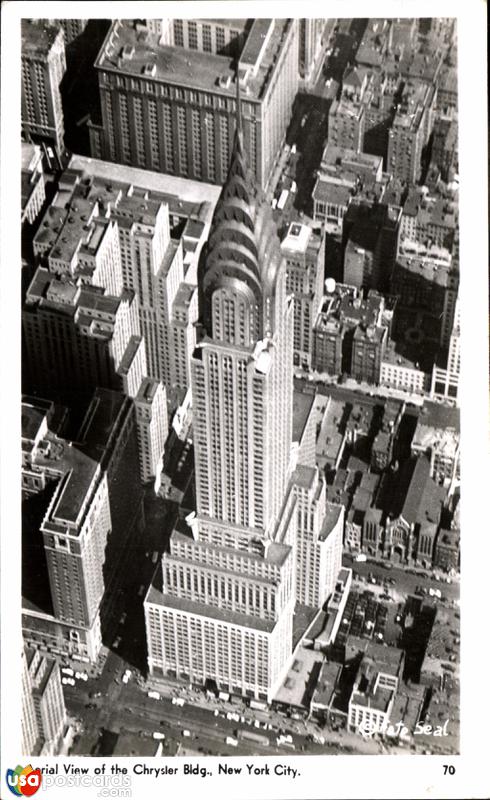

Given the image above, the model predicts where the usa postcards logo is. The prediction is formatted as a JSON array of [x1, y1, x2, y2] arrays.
[[5, 765, 42, 796]]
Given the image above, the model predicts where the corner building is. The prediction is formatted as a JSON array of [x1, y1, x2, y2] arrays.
[[145, 112, 297, 702]]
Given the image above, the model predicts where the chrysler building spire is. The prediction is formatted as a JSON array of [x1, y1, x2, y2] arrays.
[[199, 73, 285, 345]]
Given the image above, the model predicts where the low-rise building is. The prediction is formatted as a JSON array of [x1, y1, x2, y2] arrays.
[[433, 527, 459, 572], [380, 342, 430, 395], [371, 399, 404, 471], [400, 189, 458, 251], [412, 404, 460, 485], [382, 455, 446, 565], [309, 661, 343, 724], [312, 284, 389, 383], [347, 640, 405, 735]]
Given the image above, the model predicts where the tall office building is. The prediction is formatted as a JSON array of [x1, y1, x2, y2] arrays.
[[89, 18, 298, 189], [292, 466, 344, 607], [281, 222, 325, 369], [21, 20, 66, 152], [31, 162, 204, 395], [22, 649, 40, 755], [135, 378, 168, 487], [22, 391, 139, 662], [387, 80, 436, 184], [23, 269, 145, 400], [298, 19, 327, 85], [22, 648, 67, 756], [49, 19, 88, 45], [145, 104, 299, 702]]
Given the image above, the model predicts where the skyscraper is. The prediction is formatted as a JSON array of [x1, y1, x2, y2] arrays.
[[21, 20, 66, 152], [145, 95, 298, 702], [22, 648, 67, 755], [89, 18, 298, 189]]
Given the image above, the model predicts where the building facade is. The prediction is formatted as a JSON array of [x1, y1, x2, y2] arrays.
[[281, 222, 325, 368], [21, 20, 66, 152], [145, 119, 298, 701], [22, 391, 139, 663], [89, 18, 298, 189], [135, 378, 168, 486], [23, 648, 67, 756]]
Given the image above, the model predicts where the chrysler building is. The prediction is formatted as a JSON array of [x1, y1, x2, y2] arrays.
[[145, 88, 342, 701]]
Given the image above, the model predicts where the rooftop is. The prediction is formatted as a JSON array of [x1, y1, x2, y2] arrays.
[[292, 464, 317, 491], [23, 390, 129, 534], [274, 648, 323, 709], [281, 222, 312, 255], [412, 422, 460, 455], [97, 19, 292, 102], [22, 19, 61, 55], [316, 398, 345, 465], [68, 155, 221, 222], [401, 456, 446, 526], [418, 400, 460, 432], [292, 389, 315, 444], [310, 661, 342, 710], [146, 579, 276, 633], [319, 502, 343, 542]]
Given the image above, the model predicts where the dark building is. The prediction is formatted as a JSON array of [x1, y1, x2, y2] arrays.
[[434, 527, 460, 572], [342, 200, 401, 292], [351, 323, 387, 385]]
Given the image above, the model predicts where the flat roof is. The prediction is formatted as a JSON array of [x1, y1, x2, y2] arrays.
[[22, 401, 50, 444], [68, 155, 221, 220], [292, 389, 315, 444], [22, 19, 61, 55], [292, 464, 316, 490], [274, 647, 323, 708], [319, 502, 342, 542], [97, 19, 292, 102], [310, 661, 342, 709], [146, 582, 276, 633]]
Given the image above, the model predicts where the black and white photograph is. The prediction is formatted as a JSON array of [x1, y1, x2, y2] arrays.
[[1, 2, 488, 799]]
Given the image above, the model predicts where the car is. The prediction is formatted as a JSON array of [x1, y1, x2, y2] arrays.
[[119, 613, 127, 625], [182, 730, 191, 738], [172, 698, 185, 707], [214, 709, 220, 717], [112, 636, 122, 648], [147, 690, 160, 700]]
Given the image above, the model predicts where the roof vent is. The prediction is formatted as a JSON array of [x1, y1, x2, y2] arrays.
[[217, 74, 231, 89], [120, 44, 135, 60]]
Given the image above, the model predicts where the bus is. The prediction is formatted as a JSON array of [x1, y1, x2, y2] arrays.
[[277, 190, 289, 211], [237, 730, 269, 747]]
